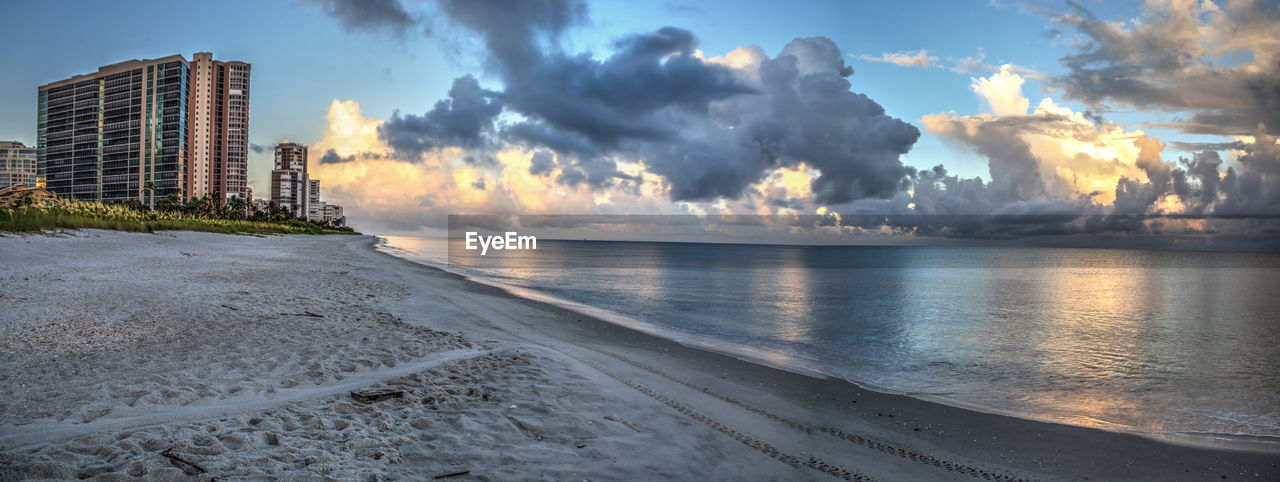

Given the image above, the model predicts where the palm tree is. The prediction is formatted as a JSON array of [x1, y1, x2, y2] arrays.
[[226, 197, 249, 220], [144, 182, 157, 210], [185, 196, 213, 218], [156, 193, 181, 212]]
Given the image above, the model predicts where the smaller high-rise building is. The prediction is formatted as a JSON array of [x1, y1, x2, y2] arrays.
[[270, 141, 308, 218], [306, 178, 322, 221], [0, 141, 37, 188]]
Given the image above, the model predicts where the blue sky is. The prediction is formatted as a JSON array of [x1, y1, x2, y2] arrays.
[[2, 0, 1275, 238], [2, 0, 1086, 184]]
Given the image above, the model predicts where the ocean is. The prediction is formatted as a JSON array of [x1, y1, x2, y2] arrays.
[[379, 236, 1280, 448]]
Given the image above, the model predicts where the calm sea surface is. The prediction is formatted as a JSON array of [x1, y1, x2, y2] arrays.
[[380, 236, 1280, 447]]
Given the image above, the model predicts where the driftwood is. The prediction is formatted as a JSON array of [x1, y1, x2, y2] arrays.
[[351, 389, 405, 404], [433, 470, 470, 479], [160, 448, 206, 474], [221, 304, 239, 311], [603, 415, 644, 433]]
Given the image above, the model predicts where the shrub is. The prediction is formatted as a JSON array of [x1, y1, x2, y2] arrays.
[[0, 201, 359, 236]]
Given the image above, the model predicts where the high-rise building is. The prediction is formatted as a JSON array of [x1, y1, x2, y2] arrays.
[[270, 141, 308, 218], [0, 141, 37, 188], [187, 52, 251, 205], [38, 55, 190, 203], [306, 178, 321, 221]]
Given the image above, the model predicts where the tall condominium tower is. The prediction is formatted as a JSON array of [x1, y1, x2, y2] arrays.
[[270, 141, 308, 218], [187, 52, 251, 205], [0, 141, 37, 188], [306, 178, 321, 221], [38, 55, 190, 202]]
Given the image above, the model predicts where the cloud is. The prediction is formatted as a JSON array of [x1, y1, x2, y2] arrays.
[[378, 74, 503, 160], [306, 0, 1279, 243], [860, 49, 937, 68], [1215, 125, 1280, 214], [527, 150, 555, 176], [1049, 0, 1280, 135], [319, 148, 356, 164], [922, 66, 1157, 210], [663, 2, 704, 15], [249, 143, 267, 154], [948, 50, 991, 74], [497, 26, 753, 147], [919, 64, 1280, 230], [410, 0, 920, 204], [306, 99, 682, 234], [970, 64, 1029, 116], [307, 0, 423, 37]]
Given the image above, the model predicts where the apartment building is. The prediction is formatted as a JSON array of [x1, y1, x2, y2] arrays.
[[38, 55, 190, 202], [0, 141, 37, 188], [36, 53, 249, 204], [306, 179, 322, 221], [321, 203, 344, 227], [270, 141, 308, 218], [187, 52, 251, 205]]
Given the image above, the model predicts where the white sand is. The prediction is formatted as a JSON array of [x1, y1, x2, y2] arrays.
[[0, 231, 1275, 480]]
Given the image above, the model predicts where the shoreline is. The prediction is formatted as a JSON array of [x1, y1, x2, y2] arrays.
[[1, 230, 1276, 480], [359, 235, 1280, 479], [377, 236, 1280, 455]]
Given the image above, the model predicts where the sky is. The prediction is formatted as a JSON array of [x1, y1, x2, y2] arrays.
[[1, 0, 1277, 243]]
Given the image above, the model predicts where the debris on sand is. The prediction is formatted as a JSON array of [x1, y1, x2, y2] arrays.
[[351, 389, 405, 404]]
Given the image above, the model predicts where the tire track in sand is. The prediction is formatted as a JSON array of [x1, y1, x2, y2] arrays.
[[443, 290, 1029, 482], [0, 348, 487, 450]]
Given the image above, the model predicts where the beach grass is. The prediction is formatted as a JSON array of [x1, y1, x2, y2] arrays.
[[0, 203, 358, 235]]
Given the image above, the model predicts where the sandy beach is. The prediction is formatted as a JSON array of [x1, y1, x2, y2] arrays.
[[0, 231, 1276, 480]]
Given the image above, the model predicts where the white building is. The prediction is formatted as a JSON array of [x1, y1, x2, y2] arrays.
[[321, 203, 344, 227], [270, 141, 308, 218], [306, 179, 322, 222], [0, 141, 37, 188]]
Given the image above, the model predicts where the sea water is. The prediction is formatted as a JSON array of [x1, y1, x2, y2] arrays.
[[380, 236, 1280, 448]]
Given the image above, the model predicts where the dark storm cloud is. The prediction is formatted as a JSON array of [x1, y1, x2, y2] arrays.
[[317, 0, 920, 203], [429, 0, 920, 202], [437, 0, 587, 73], [527, 150, 555, 176], [1216, 127, 1280, 215], [638, 37, 919, 203], [503, 123, 634, 188], [490, 26, 754, 147], [249, 143, 267, 154], [319, 148, 356, 164], [378, 75, 503, 160], [503, 122, 600, 158], [1048, 0, 1280, 135], [308, 0, 421, 36]]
